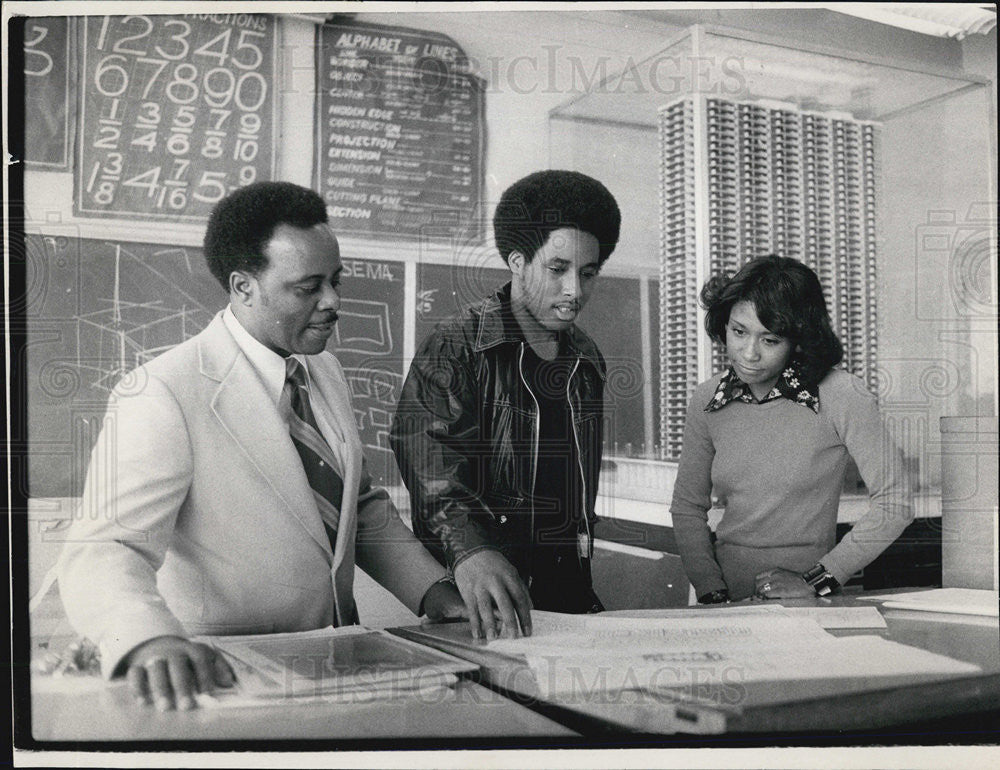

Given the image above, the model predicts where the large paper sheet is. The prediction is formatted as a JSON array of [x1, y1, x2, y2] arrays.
[[526, 636, 982, 698], [860, 588, 999, 617], [773, 605, 887, 629], [487, 611, 834, 657], [600, 604, 887, 629]]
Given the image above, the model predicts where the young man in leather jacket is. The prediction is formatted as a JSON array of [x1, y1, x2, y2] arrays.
[[390, 170, 621, 640]]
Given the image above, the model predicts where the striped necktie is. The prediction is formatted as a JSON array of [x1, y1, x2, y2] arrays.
[[282, 357, 343, 542]]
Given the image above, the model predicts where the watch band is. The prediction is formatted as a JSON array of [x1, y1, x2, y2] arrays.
[[697, 589, 730, 604], [802, 563, 840, 596], [418, 575, 458, 617]]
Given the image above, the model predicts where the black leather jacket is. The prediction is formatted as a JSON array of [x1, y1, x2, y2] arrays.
[[390, 283, 605, 580]]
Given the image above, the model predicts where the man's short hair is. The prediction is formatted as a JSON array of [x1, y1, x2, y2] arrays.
[[493, 170, 621, 266], [203, 181, 328, 291]]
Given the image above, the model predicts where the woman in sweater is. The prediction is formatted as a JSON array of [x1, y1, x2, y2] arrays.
[[670, 255, 913, 602]]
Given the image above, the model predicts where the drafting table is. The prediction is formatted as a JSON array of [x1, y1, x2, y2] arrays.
[[27, 635, 578, 745], [29, 679, 579, 745], [390, 591, 1000, 739]]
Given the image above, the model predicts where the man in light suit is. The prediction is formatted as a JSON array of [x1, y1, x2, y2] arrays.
[[57, 182, 464, 711]]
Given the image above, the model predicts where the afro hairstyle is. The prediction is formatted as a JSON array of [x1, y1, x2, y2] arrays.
[[493, 170, 621, 267]]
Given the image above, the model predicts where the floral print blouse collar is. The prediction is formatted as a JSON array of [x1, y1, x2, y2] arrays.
[[705, 358, 820, 413]]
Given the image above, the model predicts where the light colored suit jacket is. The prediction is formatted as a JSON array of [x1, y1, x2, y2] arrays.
[[58, 313, 446, 678]]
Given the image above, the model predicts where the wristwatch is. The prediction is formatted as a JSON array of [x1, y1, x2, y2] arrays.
[[801, 563, 841, 596]]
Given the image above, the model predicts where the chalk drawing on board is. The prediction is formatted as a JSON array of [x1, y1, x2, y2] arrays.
[[75, 301, 201, 391], [73, 243, 213, 393], [344, 367, 403, 454], [334, 299, 394, 355], [416, 288, 438, 316]]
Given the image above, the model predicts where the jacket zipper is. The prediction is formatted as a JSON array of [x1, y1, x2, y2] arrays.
[[566, 357, 592, 569], [518, 342, 540, 589]]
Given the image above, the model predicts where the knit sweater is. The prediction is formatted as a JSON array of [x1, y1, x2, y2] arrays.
[[670, 368, 913, 600]]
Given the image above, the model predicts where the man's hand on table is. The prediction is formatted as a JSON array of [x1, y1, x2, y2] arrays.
[[123, 635, 234, 711], [453, 549, 533, 641], [421, 578, 469, 622]]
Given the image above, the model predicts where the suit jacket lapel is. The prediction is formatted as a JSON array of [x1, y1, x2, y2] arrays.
[[200, 315, 333, 562]]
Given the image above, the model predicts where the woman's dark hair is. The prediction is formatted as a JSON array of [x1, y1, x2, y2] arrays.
[[203, 181, 329, 291], [700, 255, 843, 384], [493, 170, 621, 266]]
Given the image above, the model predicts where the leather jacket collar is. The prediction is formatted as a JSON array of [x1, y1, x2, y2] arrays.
[[471, 283, 605, 378]]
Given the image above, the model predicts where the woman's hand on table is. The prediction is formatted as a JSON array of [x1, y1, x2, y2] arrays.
[[754, 568, 814, 599]]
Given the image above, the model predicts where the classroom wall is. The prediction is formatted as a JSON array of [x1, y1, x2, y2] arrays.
[[18, 7, 996, 627], [315, 7, 988, 454], [21, 10, 672, 498], [20, 9, 997, 502], [879, 88, 997, 490], [433, 9, 999, 493]]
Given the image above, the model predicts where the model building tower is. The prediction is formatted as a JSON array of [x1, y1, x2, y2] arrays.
[[658, 96, 879, 461]]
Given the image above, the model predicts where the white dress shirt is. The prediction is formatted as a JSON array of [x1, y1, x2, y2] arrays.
[[222, 305, 348, 477]]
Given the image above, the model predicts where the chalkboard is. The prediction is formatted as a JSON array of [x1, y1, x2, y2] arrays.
[[414, 260, 509, 341], [582, 275, 660, 459], [24, 17, 73, 168], [330, 257, 406, 486], [25, 234, 407, 495], [75, 14, 277, 220], [415, 263, 659, 457], [25, 234, 223, 497], [315, 19, 485, 242]]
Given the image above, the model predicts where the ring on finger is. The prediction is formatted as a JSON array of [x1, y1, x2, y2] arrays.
[[143, 656, 169, 668], [760, 582, 772, 595]]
